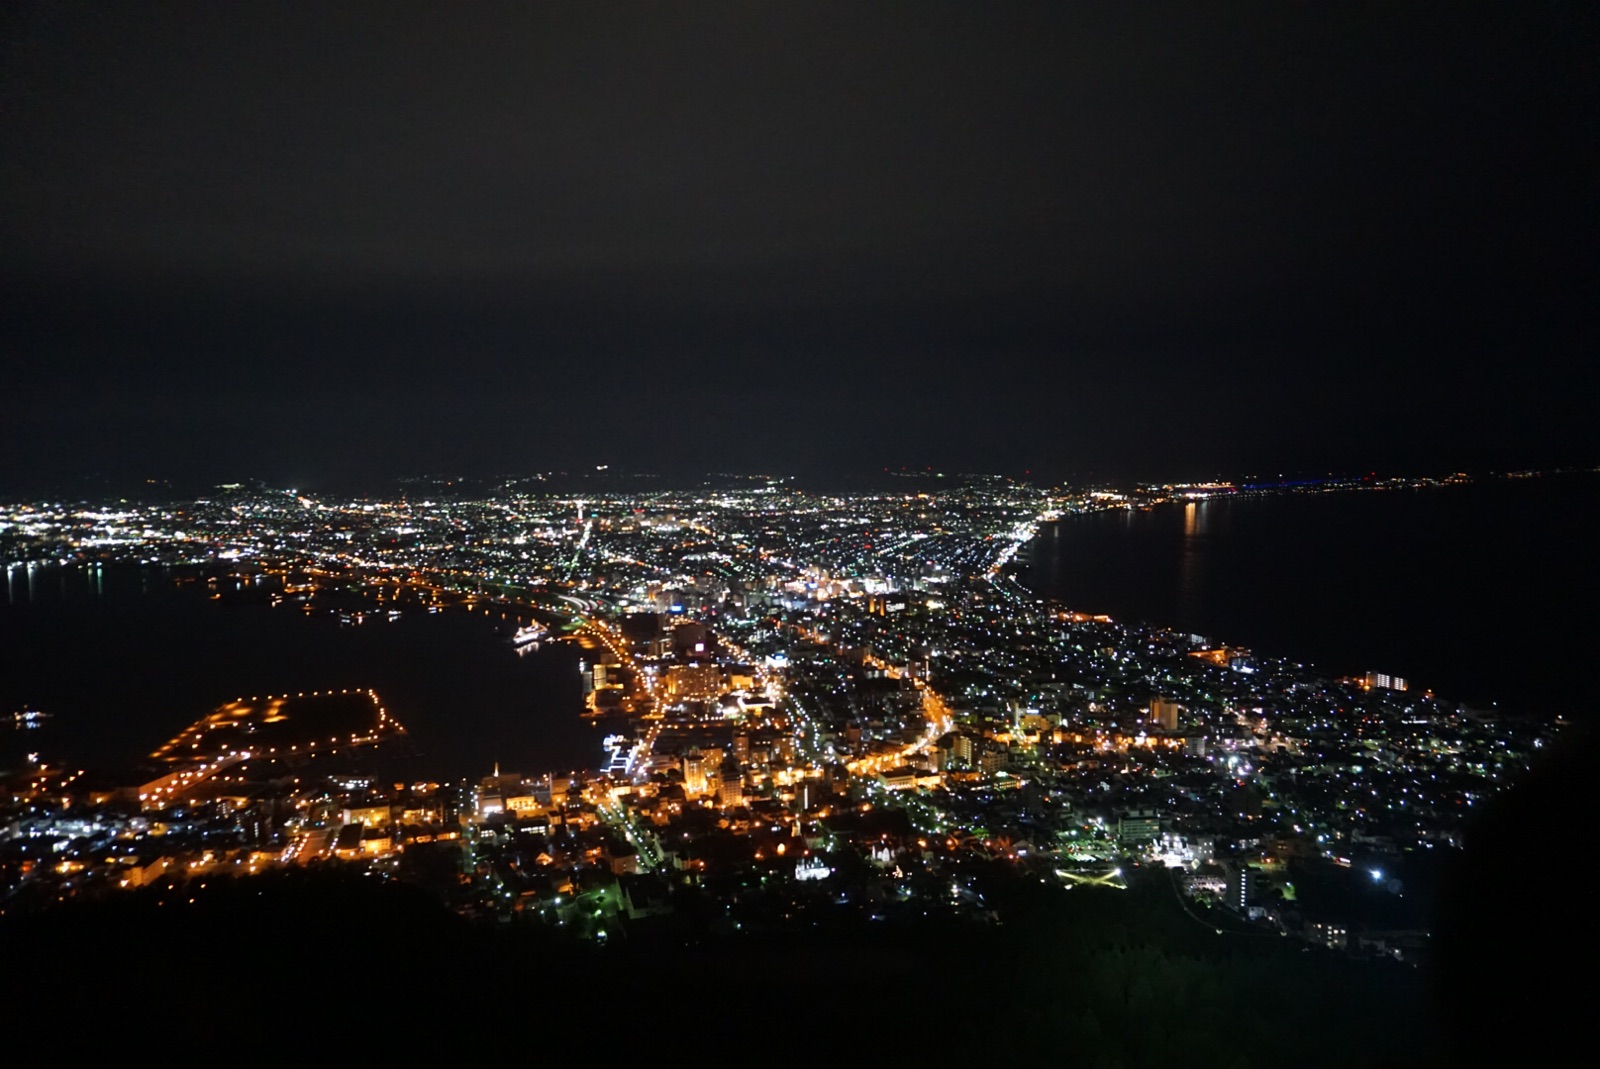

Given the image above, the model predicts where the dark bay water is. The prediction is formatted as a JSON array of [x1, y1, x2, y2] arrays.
[[1, 566, 599, 780], [1024, 475, 1600, 718]]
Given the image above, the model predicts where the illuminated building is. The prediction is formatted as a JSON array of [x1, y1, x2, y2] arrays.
[[683, 749, 707, 795], [1307, 921, 1348, 950], [505, 794, 544, 817], [341, 803, 391, 828], [1118, 809, 1161, 843], [666, 663, 724, 701], [1150, 697, 1181, 731], [673, 621, 711, 659], [1234, 866, 1256, 912], [718, 764, 743, 806]]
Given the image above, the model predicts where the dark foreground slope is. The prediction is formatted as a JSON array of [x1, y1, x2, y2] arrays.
[[2, 865, 1441, 1067]]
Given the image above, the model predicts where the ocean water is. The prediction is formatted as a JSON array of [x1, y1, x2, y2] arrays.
[[1023, 474, 1599, 718], [0, 565, 598, 779]]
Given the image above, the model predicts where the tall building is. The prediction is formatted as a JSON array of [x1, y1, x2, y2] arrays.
[[1150, 697, 1181, 731], [683, 749, 707, 796], [1364, 671, 1408, 691], [977, 747, 1006, 776], [665, 662, 724, 702], [1233, 865, 1256, 912], [1118, 809, 1162, 843], [718, 763, 743, 807]]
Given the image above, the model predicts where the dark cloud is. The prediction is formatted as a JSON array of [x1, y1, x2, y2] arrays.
[[2, 2, 1594, 488]]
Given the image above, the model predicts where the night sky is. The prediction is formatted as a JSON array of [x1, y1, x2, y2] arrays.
[[2, 3, 1594, 491]]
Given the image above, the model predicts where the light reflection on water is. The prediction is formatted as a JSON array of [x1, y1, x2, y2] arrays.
[[1024, 478, 1599, 716], [1175, 501, 1206, 629], [1, 564, 594, 780]]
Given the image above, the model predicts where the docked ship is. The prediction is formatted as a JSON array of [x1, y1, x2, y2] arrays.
[[511, 623, 547, 646]]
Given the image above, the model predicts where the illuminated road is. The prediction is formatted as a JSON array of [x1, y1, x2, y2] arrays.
[[288, 825, 335, 865], [137, 751, 251, 807], [591, 789, 665, 871], [566, 614, 659, 719]]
